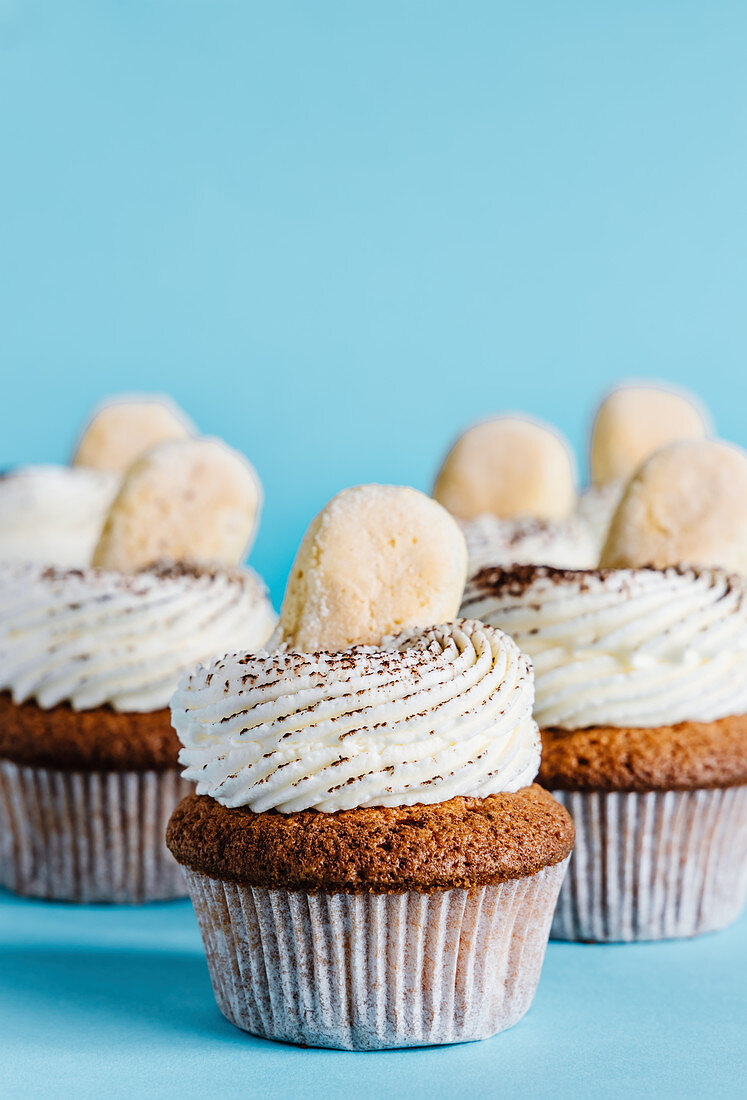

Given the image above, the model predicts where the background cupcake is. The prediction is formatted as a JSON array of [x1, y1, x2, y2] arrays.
[[462, 440, 747, 941], [0, 424, 275, 903], [167, 486, 573, 1049]]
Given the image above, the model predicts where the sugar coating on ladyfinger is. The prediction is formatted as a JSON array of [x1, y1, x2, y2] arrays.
[[278, 484, 467, 651], [72, 394, 196, 474], [590, 382, 709, 488], [600, 439, 747, 573], [434, 415, 577, 522], [93, 437, 262, 572]]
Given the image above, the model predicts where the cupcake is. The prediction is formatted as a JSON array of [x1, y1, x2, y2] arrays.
[[462, 560, 747, 942], [0, 430, 273, 903], [0, 561, 275, 903], [167, 486, 573, 1049]]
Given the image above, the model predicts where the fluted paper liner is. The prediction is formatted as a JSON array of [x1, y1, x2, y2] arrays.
[[183, 858, 569, 1050], [551, 787, 747, 942], [0, 761, 191, 903]]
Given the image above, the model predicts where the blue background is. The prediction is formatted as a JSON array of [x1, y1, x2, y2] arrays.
[[2, 1, 747, 606], [1, 2, 747, 1096]]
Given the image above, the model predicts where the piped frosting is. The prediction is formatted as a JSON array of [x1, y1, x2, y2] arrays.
[[0, 561, 276, 712], [173, 618, 540, 813], [461, 565, 747, 729]]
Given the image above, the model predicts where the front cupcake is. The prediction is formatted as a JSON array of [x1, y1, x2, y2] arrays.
[[0, 561, 275, 903], [167, 486, 574, 1050], [462, 563, 747, 941]]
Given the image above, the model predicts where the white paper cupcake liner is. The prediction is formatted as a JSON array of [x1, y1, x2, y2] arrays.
[[550, 787, 747, 942], [0, 760, 191, 903], [183, 857, 569, 1050]]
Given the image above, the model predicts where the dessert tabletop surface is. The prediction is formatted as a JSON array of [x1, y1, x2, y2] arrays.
[[2, 889, 744, 1099]]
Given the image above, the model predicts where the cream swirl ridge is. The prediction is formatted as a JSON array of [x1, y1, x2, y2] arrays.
[[462, 514, 597, 574], [0, 562, 276, 712], [0, 465, 120, 567], [173, 619, 540, 813], [461, 565, 747, 729]]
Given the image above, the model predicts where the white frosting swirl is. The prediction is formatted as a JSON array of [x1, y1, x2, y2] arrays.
[[574, 481, 624, 553], [0, 562, 276, 712], [173, 619, 540, 813], [462, 514, 597, 574], [461, 566, 747, 729], [0, 465, 121, 567]]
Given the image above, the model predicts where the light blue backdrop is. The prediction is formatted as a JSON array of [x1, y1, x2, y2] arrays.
[[1, 6, 747, 1098], [2, 2, 747, 606]]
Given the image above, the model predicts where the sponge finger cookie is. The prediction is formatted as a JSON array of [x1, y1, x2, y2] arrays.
[[278, 484, 468, 651], [600, 439, 747, 572], [590, 382, 709, 487], [72, 394, 195, 474], [433, 416, 576, 521], [93, 438, 262, 572]]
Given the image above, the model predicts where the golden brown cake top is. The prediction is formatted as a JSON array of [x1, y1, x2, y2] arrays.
[[0, 692, 179, 772], [166, 784, 574, 894], [538, 715, 747, 792]]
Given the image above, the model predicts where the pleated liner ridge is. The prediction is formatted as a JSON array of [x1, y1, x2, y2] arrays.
[[551, 787, 747, 942], [0, 761, 192, 903], [184, 858, 569, 1051]]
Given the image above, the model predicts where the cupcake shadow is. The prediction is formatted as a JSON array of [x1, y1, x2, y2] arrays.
[[1, 940, 482, 1054], [0, 944, 232, 1041]]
